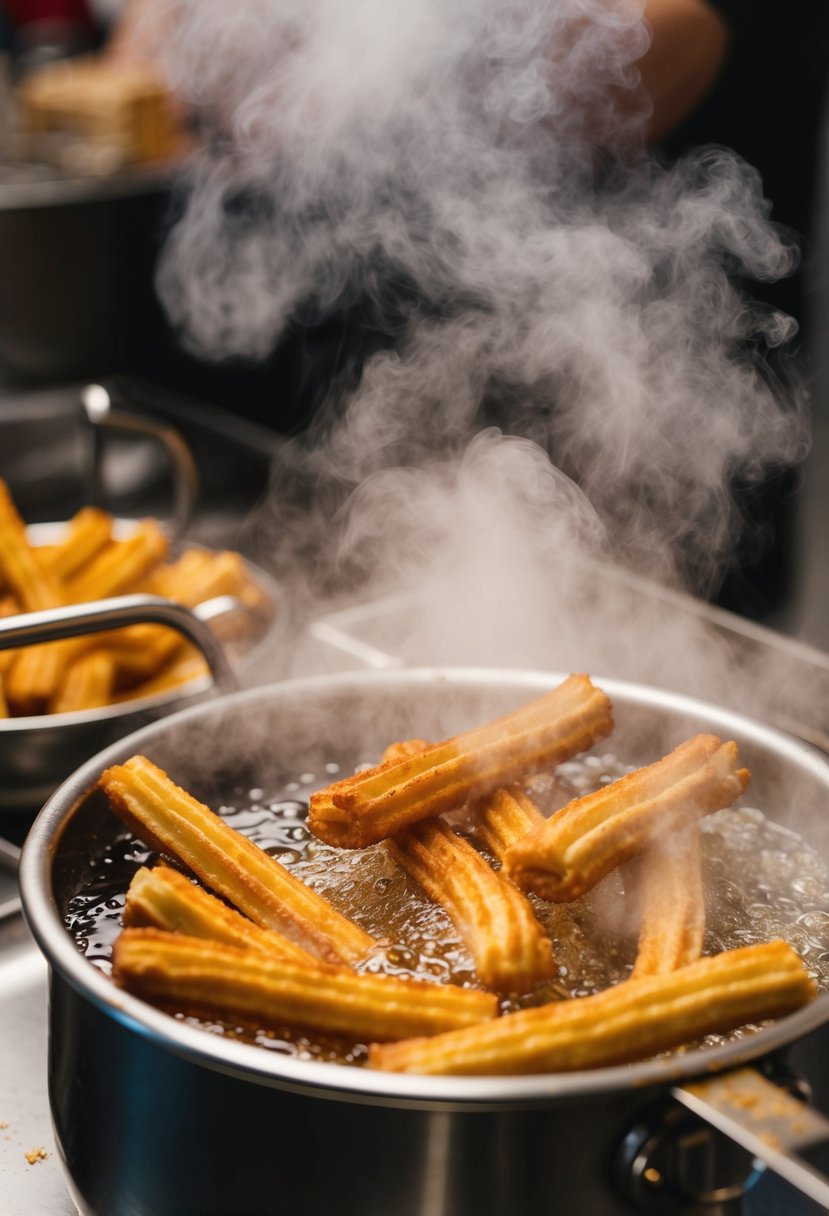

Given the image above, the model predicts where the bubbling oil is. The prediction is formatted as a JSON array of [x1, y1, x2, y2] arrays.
[[65, 753, 829, 1066]]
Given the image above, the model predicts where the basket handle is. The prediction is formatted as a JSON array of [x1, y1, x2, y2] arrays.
[[81, 383, 199, 542], [0, 595, 237, 693]]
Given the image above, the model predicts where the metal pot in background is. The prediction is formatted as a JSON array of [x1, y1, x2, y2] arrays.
[[19, 669, 829, 1216], [0, 161, 174, 385]]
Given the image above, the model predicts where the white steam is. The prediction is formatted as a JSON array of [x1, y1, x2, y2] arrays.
[[153, 0, 808, 641]]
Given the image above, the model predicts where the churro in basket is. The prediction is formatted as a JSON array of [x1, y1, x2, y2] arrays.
[[505, 734, 750, 902], [35, 507, 112, 582], [309, 674, 613, 849], [0, 481, 272, 714], [100, 755, 376, 966], [369, 940, 815, 1075], [114, 929, 498, 1041]]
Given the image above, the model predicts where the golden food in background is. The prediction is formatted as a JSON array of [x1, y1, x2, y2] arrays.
[[0, 481, 269, 717]]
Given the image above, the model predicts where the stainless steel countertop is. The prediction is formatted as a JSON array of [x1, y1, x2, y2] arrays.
[[0, 910, 75, 1215]]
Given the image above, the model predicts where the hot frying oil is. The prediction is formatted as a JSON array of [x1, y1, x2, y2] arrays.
[[65, 753, 829, 1065]]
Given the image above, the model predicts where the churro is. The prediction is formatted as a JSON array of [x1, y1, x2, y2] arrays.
[[113, 649, 209, 701], [100, 755, 376, 965], [0, 486, 271, 714], [383, 740, 547, 867], [50, 650, 116, 714], [35, 507, 112, 582], [369, 940, 815, 1074], [629, 824, 705, 979], [0, 481, 63, 612], [386, 819, 555, 994], [309, 674, 613, 849], [114, 928, 499, 1040], [5, 519, 168, 712], [67, 520, 168, 602], [505, 734, 749, 902], [474, 788, 545, 863], [124, 865, 318, 967]]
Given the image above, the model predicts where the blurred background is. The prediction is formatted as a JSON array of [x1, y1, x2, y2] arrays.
[[0, 0, 826, 647]]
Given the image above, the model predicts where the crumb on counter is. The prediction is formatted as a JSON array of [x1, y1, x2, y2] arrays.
[[24, 1147, 48, 1165]]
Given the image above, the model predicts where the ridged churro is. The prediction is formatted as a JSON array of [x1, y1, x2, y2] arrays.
[[100, 755, 376, 965], [113, 929, 499, 1041], [629, 824, 705, 979], [383, 741, 547, 867], [67, 520, 168, 602], [113, 649, 209, 701], [5, 520, 168, 712], [106, 549, 259, 681], [50, 650, 116, 714], [505, 734, 749, 902], [386, 819, 555, 994], [36, 507, 112, 581], [309, 674, 613, 849], [124, 865, 318, 967], [369, 940, 815, 1074], [0, 480, 64, 613], [474, 788, 544, 863]]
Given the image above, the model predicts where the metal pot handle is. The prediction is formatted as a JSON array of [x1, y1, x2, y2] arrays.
[[673, 1069, 829, 1209], [0, 595, 237, 693], [81, 383, 199, 542], [617, 1066, 829, 1212]]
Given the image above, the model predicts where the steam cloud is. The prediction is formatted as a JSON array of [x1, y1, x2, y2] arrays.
[[154, 0, 809, 680]]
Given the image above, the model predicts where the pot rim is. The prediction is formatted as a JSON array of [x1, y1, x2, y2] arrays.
[[19, 666, 829, 1109]]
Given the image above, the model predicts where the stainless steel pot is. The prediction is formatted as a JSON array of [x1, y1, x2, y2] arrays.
[[18, 669, 829, 1216]]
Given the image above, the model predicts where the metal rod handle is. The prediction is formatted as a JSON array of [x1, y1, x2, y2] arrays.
[[81, 383, 199, 541]]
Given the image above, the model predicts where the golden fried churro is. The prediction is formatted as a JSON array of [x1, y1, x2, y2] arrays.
[[475, 788, 544, 863], [6, 642, 70, 715], [7, 521, 169, 712], [382, 739, 431, 763], [386, 819, 555, 994], [50, 650, 116, 714], [505, 734, 749, 902], [369, 940, 814, 1074], [309, 674, 613, 849], [150, 549, 251, 608], [36, 507, 112, 582], [114, 928, 498, 1040], [124, 865, 318, 967], [102, 626, 185, 684], [67, 520, 168, 601], [114, 650, 209, 701], [382, 741, 547, 866], [0, 481, 63, 612], [629, 824, 705, 979], [100, 755, 376, 965]]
